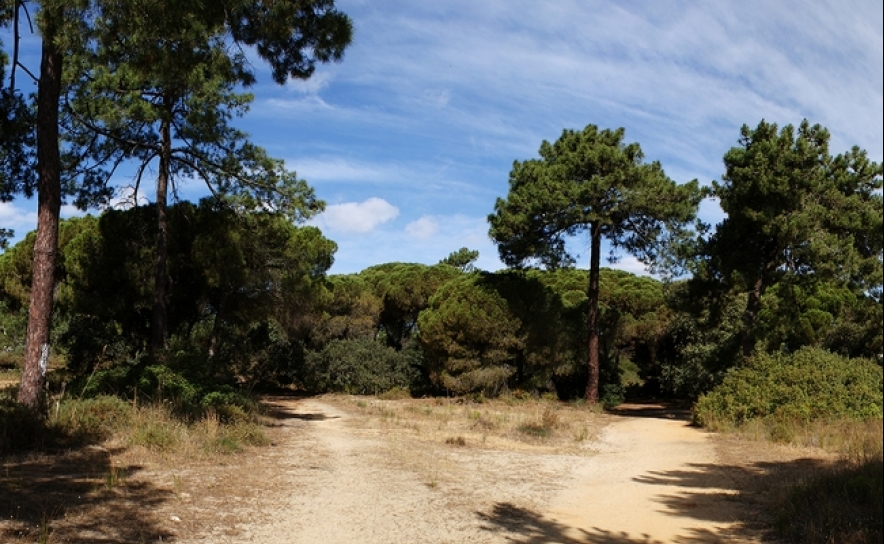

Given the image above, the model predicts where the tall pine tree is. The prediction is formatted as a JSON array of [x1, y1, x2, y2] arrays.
[[489, 125, 702, 402]]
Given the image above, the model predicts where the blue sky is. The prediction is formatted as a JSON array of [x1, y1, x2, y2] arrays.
[[3, 0, 882, 275]]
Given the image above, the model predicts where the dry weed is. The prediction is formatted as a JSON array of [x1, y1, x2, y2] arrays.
[[324, 394, 603, 454]]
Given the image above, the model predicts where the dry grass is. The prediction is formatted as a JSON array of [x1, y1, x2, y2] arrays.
[[733, 417, 883, 463], [322, 393, 606, 454], [1, 393, 273, 543], [0, 369, 19, 390], [713, 417, 883, 544]]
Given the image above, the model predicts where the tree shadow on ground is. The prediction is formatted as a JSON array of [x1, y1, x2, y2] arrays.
[[260, 395, 341, 422], [631, 457, 831, 540], [606, 401, 693, 422], [0, 446, 174, 543], [477, 456, 833, 543], [478, 501, 675, 543]]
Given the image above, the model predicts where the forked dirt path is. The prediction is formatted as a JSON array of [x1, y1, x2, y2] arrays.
[[188, 399, 773, 544], [548, 406, 748, 543]]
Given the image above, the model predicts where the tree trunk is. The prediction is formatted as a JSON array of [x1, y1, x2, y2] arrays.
[[741, 253, 776, 359], [741, 273, 766, 358], [18, 19, 63, 410], [150, 100, 173, 354], [585, 222, 601, 403]]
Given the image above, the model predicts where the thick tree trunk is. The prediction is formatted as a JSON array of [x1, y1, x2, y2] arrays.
[[18, 22, 63, 410], [150, 105, 172, 354], [585, 222, 601, 403]]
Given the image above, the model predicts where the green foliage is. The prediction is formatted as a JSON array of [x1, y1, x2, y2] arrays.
[[418, 275, 521, 396], [362, 263, 461, 349], [52, 202, 334, 385], [439, 247, 480, 272], [54, 394, 132, 439], [694, 347, 883, 429], [301, 338, 419, 395], [489, 124, 702, 273], [654, 280, 746, 398], [489, 124, 702, 402], [311, 274, 382, 345], [61, 0, 352, 216], [707, 119, 883, 357]]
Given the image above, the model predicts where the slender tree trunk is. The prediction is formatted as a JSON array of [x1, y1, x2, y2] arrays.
[[741, 251, 777, 359], [18, 19, 63, 410], [585, 222, 601, 403], [741, 273, 766, 358], [150, 100, 173, 354]]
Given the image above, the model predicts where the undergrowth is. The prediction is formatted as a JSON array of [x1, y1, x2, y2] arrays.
[[692, 347, 883, 544], [1, 390, 267, 456]]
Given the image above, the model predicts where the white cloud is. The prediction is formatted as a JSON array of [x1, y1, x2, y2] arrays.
[[287, 70, 334, 95], [405, 216, 439, 239], [0, 202, 38, 240], [312, 197, 399, 234], [60, 205, 87, 219], [325, 212, 503, 273], [607, 255, 653, 278]]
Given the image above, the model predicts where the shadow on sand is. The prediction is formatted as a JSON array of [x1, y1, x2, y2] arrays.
[[477, 402, 833, 543], [261, 394, 341, 422], [1, 446, 174, 543], [605, 401, 694, 423]]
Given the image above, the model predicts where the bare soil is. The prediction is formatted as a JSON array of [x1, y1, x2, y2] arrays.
[[1, 395, 833, 543]]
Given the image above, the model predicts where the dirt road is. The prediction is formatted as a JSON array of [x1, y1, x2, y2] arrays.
[[180, 398, 773, 544]]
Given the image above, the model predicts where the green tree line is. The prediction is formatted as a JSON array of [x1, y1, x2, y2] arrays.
[[2, 1, 881, 413]]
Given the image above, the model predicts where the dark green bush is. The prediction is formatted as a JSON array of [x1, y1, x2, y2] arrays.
[[54, 395, 132, 439], [1, 392, 132, 453], [694, 347, 883, 428], [201, 386, 257, 422], [301, 338, 418, 395]]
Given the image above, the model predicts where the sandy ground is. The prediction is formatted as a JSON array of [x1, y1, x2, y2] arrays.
[[168, 399, 791, 544], [3, 396, 827, 543]]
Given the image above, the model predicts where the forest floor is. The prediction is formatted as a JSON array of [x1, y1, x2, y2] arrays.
[[1, 394, 835, 544]]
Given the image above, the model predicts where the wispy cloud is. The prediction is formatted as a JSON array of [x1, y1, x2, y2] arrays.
[[405, 216, 439, 239], [4, 0, 879, 280]]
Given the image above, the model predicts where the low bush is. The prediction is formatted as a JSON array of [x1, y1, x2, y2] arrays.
[[301, 338, 419, 395], [54, 394, 132, 440], [693, 347, 882, 430], [2, 396, 267, 459], [694, 348, 883, 544]]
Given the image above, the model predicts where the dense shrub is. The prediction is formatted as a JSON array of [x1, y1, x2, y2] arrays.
[[694, 347, 883, 429], [1, 392, 132, 453], [301, 338, 419, 395], [54, 394, 132, 439]]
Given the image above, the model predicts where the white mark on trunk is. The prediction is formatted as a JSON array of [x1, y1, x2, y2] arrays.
[[39, 343, 50, 377]]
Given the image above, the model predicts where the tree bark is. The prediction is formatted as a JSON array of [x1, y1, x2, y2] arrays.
[[585, 222, 601, 403], [150, 99, 173, 354], [741, 273, 766, 358], [741, 251, 776, 359], [18, 17, 63, 410]]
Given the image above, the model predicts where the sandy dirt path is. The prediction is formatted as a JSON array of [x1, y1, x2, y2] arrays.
[[548, 407, 748, 543], [183, 399, 765, 544]]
